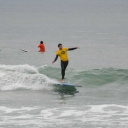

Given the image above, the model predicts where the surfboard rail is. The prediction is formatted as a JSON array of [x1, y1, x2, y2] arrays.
[[56, 82, 82, 87]]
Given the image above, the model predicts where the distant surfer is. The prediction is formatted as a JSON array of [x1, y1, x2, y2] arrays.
[[38, 41, 45, 52], [20, 49, 28, 52], [52, 43, 80, 82]]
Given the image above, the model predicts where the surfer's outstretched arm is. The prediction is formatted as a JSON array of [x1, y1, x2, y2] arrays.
[[68, 47, 80, 51], [52, 55, 58, 64]]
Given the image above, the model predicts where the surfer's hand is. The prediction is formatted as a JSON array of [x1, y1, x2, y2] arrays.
[[52, 61, 54, 64], [77, 47, 80, 49]]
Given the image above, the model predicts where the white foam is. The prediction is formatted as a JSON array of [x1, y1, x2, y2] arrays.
[[12, 114, 34, 119], [0, 72, 5, 77], [0, 64, 57, 91], [0, 73, 53, 91], [0, 64, 39, 73], [0, 106, 39, 113], [40, 109, 55, 119], [0, 104, 128, 127]]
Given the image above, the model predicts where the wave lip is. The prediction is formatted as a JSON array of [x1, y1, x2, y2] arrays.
[[66, 68, 128, 86], [39, 66, 128, 86]]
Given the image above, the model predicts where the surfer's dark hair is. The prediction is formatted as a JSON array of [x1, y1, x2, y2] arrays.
[[40, 41, 43, 44], [58, 43, 62, 47]]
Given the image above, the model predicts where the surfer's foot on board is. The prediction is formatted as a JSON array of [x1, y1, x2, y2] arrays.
[[61, 79, 64, 83]]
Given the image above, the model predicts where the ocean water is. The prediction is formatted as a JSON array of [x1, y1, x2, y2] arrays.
[[0, 0, 128, 127]]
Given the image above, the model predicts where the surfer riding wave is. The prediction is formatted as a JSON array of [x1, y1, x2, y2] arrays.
[[52, 43, 80, 82]]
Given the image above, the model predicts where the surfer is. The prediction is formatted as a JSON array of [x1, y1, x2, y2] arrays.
[[38, 41, 45, 52], [52, 43, 80, 82]]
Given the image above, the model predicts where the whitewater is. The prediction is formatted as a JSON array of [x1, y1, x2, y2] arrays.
[[0, 0, 128, 128]]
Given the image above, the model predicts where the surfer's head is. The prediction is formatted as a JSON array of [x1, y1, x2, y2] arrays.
[[58, 43, 62, 50], [40, 41, 43, 44]]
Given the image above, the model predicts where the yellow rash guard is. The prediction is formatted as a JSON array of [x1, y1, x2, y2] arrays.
[[56, 48, 69, 61]]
